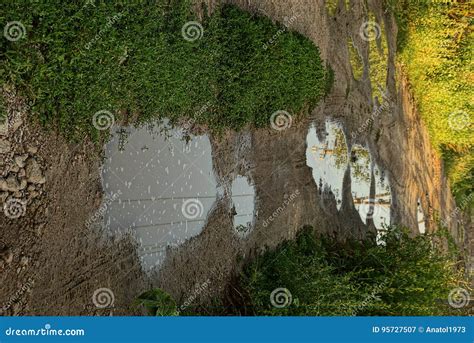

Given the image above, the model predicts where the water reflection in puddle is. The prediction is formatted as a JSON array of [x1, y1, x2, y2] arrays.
[[101, 122, 257, 271], [417, 199, 426, 234], [101, 123, 218, 271], [231, 176, 256, 237], [306, 121, 391, 229]]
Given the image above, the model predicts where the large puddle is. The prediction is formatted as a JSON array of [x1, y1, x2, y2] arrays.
[[101, 123, 219, 270], [101, 122, 256, 271], [306, 121, 391, 229]]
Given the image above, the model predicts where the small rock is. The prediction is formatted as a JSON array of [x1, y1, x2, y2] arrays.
[[9, 164, 20, 173], [29, 190, 39, 199], [0, 192, 8, 203], [26, 146, 38, 155], [19, 179, 27, 190], [10, 118, 23, 133], [15, 155, 28, 168], [27, 185, 35, 192], [0, 179, 7, 191], [25, 158, 45, 184], [18, 168, 26, 178], [0, 175, 21, 192], [0, 139, 11, 154], [0, 248, 13, 264], [20, 256, 29, 266]]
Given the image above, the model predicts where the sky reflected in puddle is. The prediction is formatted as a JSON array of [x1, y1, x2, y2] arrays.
[[101, 123, 218, 271], [101, 122, 257, 271], [231, 176, 256, 238], [306, 121, 391, 229]]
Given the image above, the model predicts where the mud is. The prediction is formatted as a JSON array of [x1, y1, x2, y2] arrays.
[[0, 91, 147, 315]]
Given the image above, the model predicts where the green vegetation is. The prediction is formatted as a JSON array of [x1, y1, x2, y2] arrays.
[[237, 227, 468, 316], [136, 227, 469, 316], [0, 0, 332, 141], [387, 0, 473, 203], [348, 38, 364, 80], [135, 288, 179, 316], [367, 14, 388, 100]]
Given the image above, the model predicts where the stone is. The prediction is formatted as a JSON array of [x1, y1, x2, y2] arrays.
[[15, 155, 28, 168], [0, 175, 21, 192], [0, 248, 13, 264], [9, 164, 20, 173], [10, 118, 23, 132], [26, 146, 38, 155], [18, 168, 26, 178], [0, 139, 11, 154], [20, 256, 29, 266], [0, 191, 8, 203], [19, 179, 27, 190], [36, 223, 45, 236], [25, 158, 45, 184], [0, 179, 6, 192]]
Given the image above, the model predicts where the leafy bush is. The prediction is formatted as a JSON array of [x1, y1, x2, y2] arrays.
[[135, 288, 178, 316], [237, 226, 469, 316], [0, 1, 331, 141]]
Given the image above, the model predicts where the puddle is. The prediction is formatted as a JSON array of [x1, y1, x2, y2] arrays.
[[417, 199, 426, 234], [306, 121, 391, 229], [101, 123, 218, 271], [101, 122, 258, 271], [231, 176, 256, 237], [306, 122, 347, 208]]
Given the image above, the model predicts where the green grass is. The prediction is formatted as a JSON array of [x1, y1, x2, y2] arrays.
[[0, 0, 332, 141], [236, 227, 469, 316], [386, 0, 473, 203]]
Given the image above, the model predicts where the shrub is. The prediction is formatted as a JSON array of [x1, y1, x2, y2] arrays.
[[135, 288, 179, 316], [237, 226, 469, 316]]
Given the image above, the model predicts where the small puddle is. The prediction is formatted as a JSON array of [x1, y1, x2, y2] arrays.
[[306, 121, 391, 229], [417, 199, 426, 234], [231, 176, 256, 237]]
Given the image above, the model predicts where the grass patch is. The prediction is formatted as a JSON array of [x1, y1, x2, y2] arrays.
[[387, 0, 473, 203], [236, 227, 469, 316], [348, 38, 364, 80], [0, 1, 332, 141], [367, 14, 388, 100]]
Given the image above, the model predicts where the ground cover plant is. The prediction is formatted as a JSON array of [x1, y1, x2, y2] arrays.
[[0, 0, 332, 141]]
